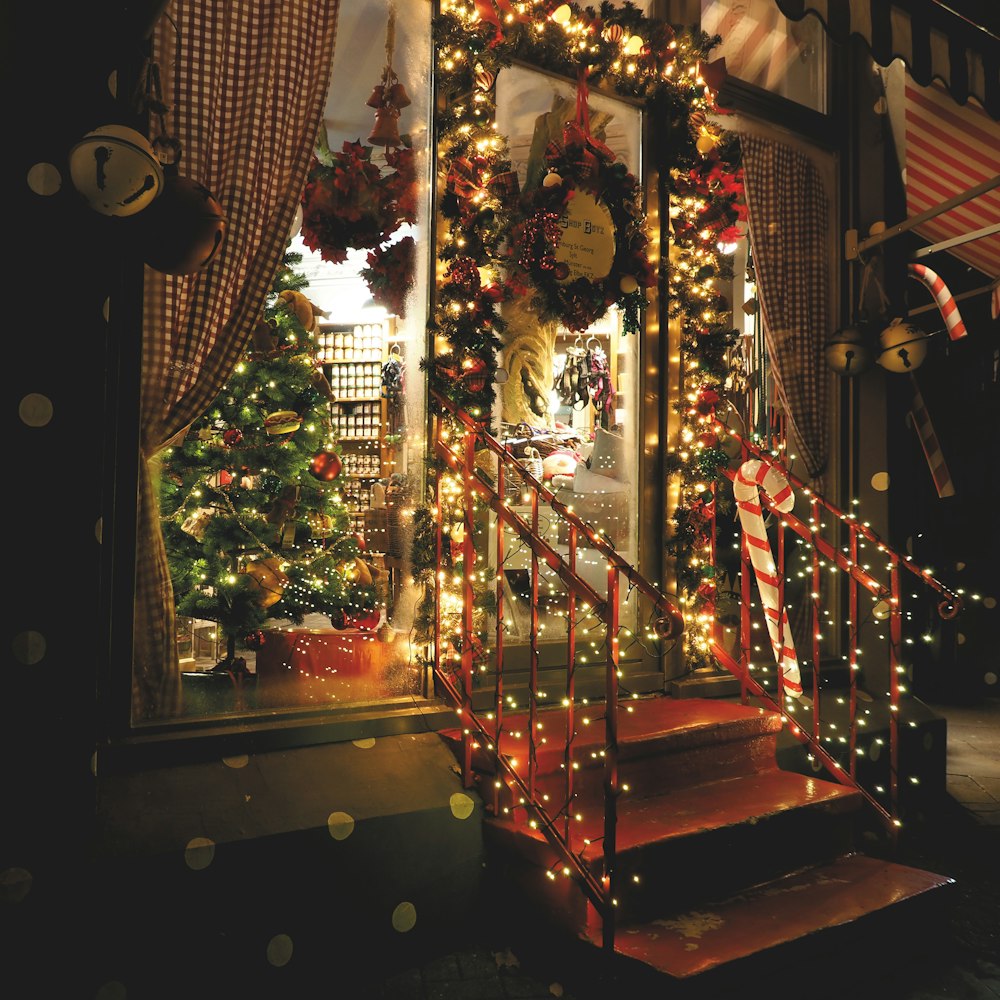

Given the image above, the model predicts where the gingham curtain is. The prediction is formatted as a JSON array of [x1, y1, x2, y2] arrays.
[[739, 134, 830, 482], [133, 0, 340, 721]]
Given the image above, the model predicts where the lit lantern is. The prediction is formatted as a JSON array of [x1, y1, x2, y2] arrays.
[[68, 124, 164, 217], [551, 4, 572, 24], [824, 326, 872, 376], [877, 318, 928, 373]]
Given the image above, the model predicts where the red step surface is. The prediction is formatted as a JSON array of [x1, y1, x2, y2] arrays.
[[441, 695, 784, 807], [590, 853, 953, 979]]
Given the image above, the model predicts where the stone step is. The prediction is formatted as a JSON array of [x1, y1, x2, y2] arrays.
[[589, 853, 953, 982], [441, 695, 785, 810], [485, 769, 863, 925]]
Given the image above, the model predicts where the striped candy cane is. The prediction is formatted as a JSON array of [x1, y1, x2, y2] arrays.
[[907, 263, 967, 341], [734, 459, 802, 698], [909, 376, 956, 498]]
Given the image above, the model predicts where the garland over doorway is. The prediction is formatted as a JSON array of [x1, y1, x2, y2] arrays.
[[425, 1, 748, 670]]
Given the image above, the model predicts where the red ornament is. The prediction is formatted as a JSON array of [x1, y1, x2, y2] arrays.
[[330, 609, 351, 630], [309, 449, 343, 482], [354, 532, 367, 552], [553, 261, 570, 281], [697, 431, 719, 449], [352, 608, 382, 631], [244, 630, 266, 650], [136, 174, 227, 275], [218, 469, 234, 487], [653, 609, 684, 640], [461, 356, 488, 393], [223, 429, 243, 447]]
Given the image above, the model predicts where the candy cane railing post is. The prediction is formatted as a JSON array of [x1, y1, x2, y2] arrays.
[[733, 459, 803, 700]]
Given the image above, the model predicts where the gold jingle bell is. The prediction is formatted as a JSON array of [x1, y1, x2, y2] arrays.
[[68, 124, 164, 217], [368, 105, 401, 147], [878, 318, 928, 373]]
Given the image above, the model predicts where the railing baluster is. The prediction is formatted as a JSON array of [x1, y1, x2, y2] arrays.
[[709, 480, 719, 648], [461, 430, 476, 787], [565, 523, 577, 849], [740, 524, 751, 706], [889, 558, 902, 838], [494, 460, 506, 817], [776, 506, 787, 703], [811, 498, 821, 743], [528, 484, 540, 803], [603, 563, 620, 953], [849, 525, 859, 779]]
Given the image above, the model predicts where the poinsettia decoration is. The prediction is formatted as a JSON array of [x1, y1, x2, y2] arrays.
[[300, 138, 417, 265], [360, 235, 416, 318]]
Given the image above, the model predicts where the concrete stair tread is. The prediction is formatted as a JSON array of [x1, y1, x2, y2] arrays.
[[587, 853, 953, 979], [486, 768, 863, 864], [441, 696, 782, 776]]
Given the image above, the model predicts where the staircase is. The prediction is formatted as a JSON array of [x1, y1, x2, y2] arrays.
[[429, 393, 958, 991], [441, 695, 952, 989]]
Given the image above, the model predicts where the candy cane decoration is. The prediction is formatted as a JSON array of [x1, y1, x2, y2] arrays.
[[908, 375, 956, 498], [734, 460, 802, 698], [907, 263, 967, 340]]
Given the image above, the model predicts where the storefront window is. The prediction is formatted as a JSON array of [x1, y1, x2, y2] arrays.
[[136, 0, 432, 726], [701, 0, 828, 113]]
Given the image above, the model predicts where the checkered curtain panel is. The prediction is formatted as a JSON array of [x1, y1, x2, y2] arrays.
[[739, 134, 830, 483], [133, 0, 340, 722]]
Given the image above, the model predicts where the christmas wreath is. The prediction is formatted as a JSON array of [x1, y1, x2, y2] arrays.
[[300, 137, 416, 265], [506, 74, 654, 334]]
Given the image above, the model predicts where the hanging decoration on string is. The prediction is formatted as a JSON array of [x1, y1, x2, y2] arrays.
[[130, 55, 227, 273], [732, 458, 802, 698], [506, 69, 653, 334], [367, 7, 410, 148], [907, 263, 967, 341]]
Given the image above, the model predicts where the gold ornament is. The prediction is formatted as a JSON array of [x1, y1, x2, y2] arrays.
[[242, 557, 288, 608], [878, 319, 928, 373]]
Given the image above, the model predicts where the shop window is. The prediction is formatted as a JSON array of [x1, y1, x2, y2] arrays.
[[701, 0, 828, 113], [132, 0, 432, 727]]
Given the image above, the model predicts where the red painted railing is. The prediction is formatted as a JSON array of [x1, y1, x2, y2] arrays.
[[712, 425, 962, 834], [430, 391, 683, 950]]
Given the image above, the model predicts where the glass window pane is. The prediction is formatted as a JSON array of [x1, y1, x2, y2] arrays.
[[701, 0, 828, 112]]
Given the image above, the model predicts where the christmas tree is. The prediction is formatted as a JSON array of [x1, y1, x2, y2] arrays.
[[158, 250, 380, 673]]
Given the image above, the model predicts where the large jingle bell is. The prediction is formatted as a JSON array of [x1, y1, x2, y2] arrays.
[[824, 325, 872, 376], [136, 174, 227, 274], [368, 105, 401, 147], [68, 124, 164, 217], [366, 84, 385, 108], [878, 318, 928, 373]]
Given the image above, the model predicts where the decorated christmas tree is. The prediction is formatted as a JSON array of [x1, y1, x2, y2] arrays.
[[158, 250, 381, 673]]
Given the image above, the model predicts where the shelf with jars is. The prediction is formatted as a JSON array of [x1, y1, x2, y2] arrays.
[[316, 317, 396, 549]]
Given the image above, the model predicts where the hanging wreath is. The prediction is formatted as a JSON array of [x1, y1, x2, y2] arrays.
[[506, 72, 654, 334]]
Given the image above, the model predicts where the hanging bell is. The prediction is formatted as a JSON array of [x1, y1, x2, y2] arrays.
[[366, 84, 384, 108], [387, 81, 411, 109], [368, 105, 401, 147]]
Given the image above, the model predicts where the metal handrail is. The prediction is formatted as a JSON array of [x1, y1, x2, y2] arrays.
[[429, 393, 684, 952], [718, 424, 963, 617]]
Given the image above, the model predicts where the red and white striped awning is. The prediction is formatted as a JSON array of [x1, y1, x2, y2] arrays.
[[903, 79, 1000, 278]]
